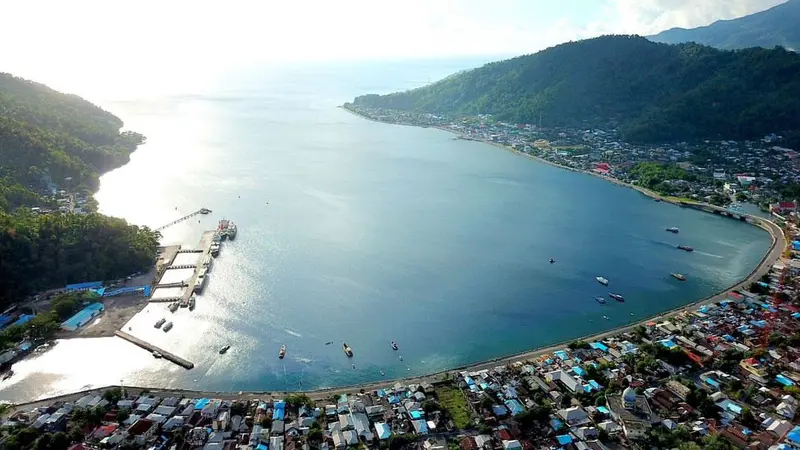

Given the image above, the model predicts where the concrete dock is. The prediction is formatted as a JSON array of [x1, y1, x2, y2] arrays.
[[115, 330, 194, 369]]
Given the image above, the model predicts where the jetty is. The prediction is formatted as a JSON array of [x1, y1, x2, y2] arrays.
[[114, 331, 194, 369], [154, 208, 212, 232]]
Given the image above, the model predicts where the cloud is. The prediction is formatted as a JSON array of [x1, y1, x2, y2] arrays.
[[605, 0, 786, 34]]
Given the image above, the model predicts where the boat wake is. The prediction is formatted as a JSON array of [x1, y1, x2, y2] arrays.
[[694, 251, 724, 259], [284, 329, 303, 338]]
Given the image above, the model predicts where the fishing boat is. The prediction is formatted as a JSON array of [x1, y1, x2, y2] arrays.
[[671, 273, 686, 281], [666, 227, 679, 233], [188, 296, 196, 311], [595, 296, 607, 304], [279, 345, 286, 359], [219, 345, 231, 354], [154, 318, 166, 329], [342, 342, 353, 357], [609, 293, 625, 302], [210, 242, 220, 257], [152, 351, 163, 359], [596, 276, 609, 286], [390, 341, 399, 351], [602, 315, 610, 320], [168, 303, 179, 313], [163, 322, 174, 332], [677, 245, 694, 252]]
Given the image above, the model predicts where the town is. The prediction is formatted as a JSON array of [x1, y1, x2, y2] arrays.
[[342, 104, 800, 217]]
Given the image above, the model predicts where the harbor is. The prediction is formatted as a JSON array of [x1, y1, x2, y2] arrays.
[[114, 330, 194, 369]]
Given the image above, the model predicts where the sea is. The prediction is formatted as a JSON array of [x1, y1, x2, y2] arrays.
[[0, 58, 771, 402]]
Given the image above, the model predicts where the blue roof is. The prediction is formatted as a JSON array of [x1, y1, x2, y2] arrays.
[[596, 406, 610, 414], [375, 423, 391, 440], [777, 374, 796, 386], [750, 320, 767, 328], [556, 435, 573, 445], [550, 418, 564, 431], [0, 314, 14, 329], [66, 281, 103, 291], [465, 376, 475, 386], [257, 444, 268, 450], [274, 401, 285, 409], [588, 380, 602, 390], [554, 350, 568, 360], [409, 410, 424, 420], [195, 398, 210, 410], [787, 425, 800, 443], [11, 314, 35, 327], [705, 378, 721, 388], [504, 399, 524, 416], [60, 303, 104, 331], [660, 339, 677, 349], [572, 366, 585, 377], [590, 342, 608, 352], [376, 389, 386, 398], [388, 396, 401, 405], [272, 408, 284, 421], [793, 312, 800, 319], [492, 405, 508, 417]]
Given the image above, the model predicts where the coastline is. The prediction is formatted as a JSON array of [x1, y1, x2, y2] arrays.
[[7, 108, 787, 408]]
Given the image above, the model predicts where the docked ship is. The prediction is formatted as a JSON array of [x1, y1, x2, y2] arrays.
[[279, 345, 286, 359], [342, 342, 353, 357], [677, 245, 694, 252], [216, 219, 237, 241], [671, 273, 686, 281], [219, 345, 231, 354], [188, 296, 196, 311], [595, 296, 607, 304], [596, 276, 609, 286], [168, 302, 179, 313], [210, 242, 220, 257], [666, 227, 679, 233], [163, 321, 174, 332], [609, 293, 625, 302], [154, 318, 166, 328]]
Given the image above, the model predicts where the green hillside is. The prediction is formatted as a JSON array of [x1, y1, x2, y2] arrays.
[[351, 35, 800, 143], [0, 73, 158, 307]]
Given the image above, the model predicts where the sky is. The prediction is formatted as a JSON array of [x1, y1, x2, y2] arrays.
[[0, 0, 786, 96]]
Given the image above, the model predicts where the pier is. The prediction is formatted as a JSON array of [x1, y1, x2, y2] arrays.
[[114, 331, 194, 369], [154, 208, 212, 232]]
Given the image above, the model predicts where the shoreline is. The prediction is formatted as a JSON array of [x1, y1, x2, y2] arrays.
[[5, 108, 786, 407]]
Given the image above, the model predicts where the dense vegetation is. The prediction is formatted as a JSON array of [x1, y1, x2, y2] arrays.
[[627, 162, 699, 193], [352, 35, 800, 143], [0, 292, 87, 348], [649, 0, 800, 51], [0, 73, 158, 308]]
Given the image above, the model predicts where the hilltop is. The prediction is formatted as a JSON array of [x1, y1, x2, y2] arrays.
[[350, 35, 800, 143], [649, 0, 800, 51]]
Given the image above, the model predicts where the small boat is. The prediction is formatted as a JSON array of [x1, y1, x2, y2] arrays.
[[602, 315, 610, 320], [595, 296, 607, 304], [399, 355, 404, 361], [549, 258, 555, 264], [163, 322, 174, 332], [152, 351, 163, 359], [677, 245, 694, 252], [210, 243, 220, 257], [390, 341, 399, 351], [279, 345, 286, 359], [219, 345, 231, 354], [2, 370, 13, 381], [168, 303, 179, 313], [188, 296, 196, 311], [596, 276, 609, 286], [325, 341, 333, 345], [654, 199, 662, 202], [342, 342, 353, 357], [609, 293, 625, 302], [380, 370, 385, 376], [666, 227, 679, 233], [154, 318, 166, 329], [671, 273, 686, 281]]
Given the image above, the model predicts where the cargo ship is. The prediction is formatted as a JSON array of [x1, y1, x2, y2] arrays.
[[596, 276, 609, 286]]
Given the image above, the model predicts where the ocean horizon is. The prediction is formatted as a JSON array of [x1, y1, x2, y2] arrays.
[[0, 59, 771, 403]]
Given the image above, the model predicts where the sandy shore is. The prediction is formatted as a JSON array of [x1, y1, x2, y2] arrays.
[[7, 109, 787, 408]]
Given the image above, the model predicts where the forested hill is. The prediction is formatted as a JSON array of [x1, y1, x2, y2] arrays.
[[0, 73, 158, 308], [649, 0, 800, 51], [351, 35, 800, 143], [0, 73, 144, 211]]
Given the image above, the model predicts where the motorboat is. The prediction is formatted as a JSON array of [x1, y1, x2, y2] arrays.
[[342, 342, 353, 357], [219, 345, 231, 354], [154, 318, 166, 328], [609, 293, 625, 302], [390, 341, 399, 351], [279, 344, 286, 359], [596, 276, 609, 286], [595, 296, 607, 304]]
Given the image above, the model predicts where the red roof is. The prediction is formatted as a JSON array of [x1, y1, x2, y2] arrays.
[[779, 202, 796, 209], [127, 418, 155, 435], [596, 162, 611, 170], [498, 429, 513, 441]]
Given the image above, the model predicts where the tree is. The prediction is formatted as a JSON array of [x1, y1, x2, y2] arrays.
[[422, 400, 440, 413], [50, 432, 70, 450], [740, 407, 758, 428], [260, 417, 272, 428], [103, 387, 123, 404], [117, 407, 131, 423], [307, 429, 323, 443], [285, 394, 314, 409]]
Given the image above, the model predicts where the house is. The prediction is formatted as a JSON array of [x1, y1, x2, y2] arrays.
[[214, 411, 230, 431], [460, 437, 478, 450], [776, 395, 798, 419], [163, 416, 186, 431], [412, 419, 429, 435], [127, 418, 157, 445], [546, 370, 581, 393], [424, 438, 446, 450], [338, 414, 354, 431], [557, 406, 590, 426], [374, 422, 391, 440], [771, 202, 797, 214], [606, 388, 656, 440], [271, 420, 285, 436], [92, 425, 118, 440], [44, 410, 67, 432], [351, 413, 373, 440], [501, 440, 522, 450]]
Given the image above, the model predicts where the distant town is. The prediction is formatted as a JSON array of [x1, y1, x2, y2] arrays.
[[343, 104, 800, 217]]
